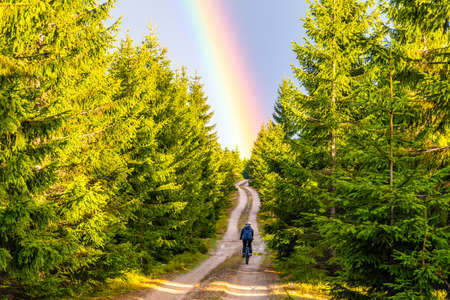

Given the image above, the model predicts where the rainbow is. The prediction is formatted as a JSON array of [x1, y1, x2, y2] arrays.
[[183, 0, 267, 158]]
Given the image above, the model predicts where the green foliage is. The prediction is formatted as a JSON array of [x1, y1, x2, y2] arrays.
[[0, 2, 241, 298], [251, 0, 375, 283], [250, 0, 448, 298], [273, 79, 300, 137]]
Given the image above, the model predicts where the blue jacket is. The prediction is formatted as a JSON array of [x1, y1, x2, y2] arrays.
[[240, 225, 254, 240]]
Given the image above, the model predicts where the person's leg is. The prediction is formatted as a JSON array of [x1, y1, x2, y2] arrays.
[[242, 240, 246, 257], [249, 240, 253, 255]]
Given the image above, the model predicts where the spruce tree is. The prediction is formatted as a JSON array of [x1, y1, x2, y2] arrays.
[[320, 1, 449, 298], [257, 0, 374, 279], [111, 32, 182, 270], [273, 79, 300, 137], [0, 2, 244, 297], [248, 0, 447, 297], [0, 1, 118, 297], [118, 32, 241, 271]]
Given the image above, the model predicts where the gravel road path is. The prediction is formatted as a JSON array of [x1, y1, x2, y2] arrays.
[[142, 180, 252, 300], [119, 180, 283, 300], [187, 183, 282, 300]]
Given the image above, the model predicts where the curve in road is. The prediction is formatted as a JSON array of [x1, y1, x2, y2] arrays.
[[141, 180, 251, 300]]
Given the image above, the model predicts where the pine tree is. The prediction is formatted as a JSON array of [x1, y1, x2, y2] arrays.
[[319, 1, 449, 298], [0, 0, 128, 297], [254, 0, 375, 280], [118, 32, 241, 271], [0, 0, 119, 297], [273, 79, 300, 137]]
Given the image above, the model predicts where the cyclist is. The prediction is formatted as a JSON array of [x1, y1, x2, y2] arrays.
[[240, 222, 254, 257]]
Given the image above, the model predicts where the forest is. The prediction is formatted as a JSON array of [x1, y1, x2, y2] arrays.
[[0, 1, 242, 298], [1, 0, 449, 299], [248, 0, 449, 299]]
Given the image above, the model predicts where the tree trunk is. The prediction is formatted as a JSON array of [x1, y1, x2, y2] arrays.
[[389, 52, 394, 226], [422, 205, 427, 267], [330, 0, 336, 217], [330, 60, 336, 217]]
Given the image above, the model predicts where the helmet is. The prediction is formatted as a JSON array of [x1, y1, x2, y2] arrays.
[[245, 222, 251, 226]]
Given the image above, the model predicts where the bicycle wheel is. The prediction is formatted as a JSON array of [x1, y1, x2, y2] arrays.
[[245, 250, 250, 264]]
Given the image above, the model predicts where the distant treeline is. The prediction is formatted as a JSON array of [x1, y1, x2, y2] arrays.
[[249, 0, 448, 299], [0, 1, 242, 298]]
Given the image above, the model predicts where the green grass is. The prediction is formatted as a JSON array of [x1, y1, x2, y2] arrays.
[[238, 187, 252, 229]]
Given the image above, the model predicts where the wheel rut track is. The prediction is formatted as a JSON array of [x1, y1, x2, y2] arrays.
[[119, 180, 281, 300]]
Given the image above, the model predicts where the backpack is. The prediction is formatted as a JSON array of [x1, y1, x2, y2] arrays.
[[242, 226, 253, 240]]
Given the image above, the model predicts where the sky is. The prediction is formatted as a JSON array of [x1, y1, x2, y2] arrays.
[[109, 0, 308, 158]]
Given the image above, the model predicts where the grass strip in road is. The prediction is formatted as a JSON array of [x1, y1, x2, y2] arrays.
[[238, 187, 253, 230], [185, 255, 243, 299]]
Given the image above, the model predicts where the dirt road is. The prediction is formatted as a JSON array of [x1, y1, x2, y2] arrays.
[[122, 180, 282, 300], [185, 182, 282, 300]]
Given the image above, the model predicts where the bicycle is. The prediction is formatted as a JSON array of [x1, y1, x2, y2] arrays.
[[243, 243, 251, 264]]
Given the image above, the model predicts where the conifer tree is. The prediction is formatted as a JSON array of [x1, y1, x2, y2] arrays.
[[0, 1, 118, 297], [254, 0, 375, 279], [248, 0, 447, 297], [112, 32, 183, 269], [182, 76, 222, 238], [273, 79, 300, 137], [0, 2, 243, 297], [117, 32, 241, 271], [319, 1, 449, 298]]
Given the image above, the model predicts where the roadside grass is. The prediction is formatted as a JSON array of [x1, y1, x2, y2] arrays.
[[435, 290, 448, 299], [257, 210, 330, 299], [78, 189, 239, 300], [275, 282, 329, 300], [77, 271, 152, 300], [201, 254, 242, 279], [205, 189, 239, 252]]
